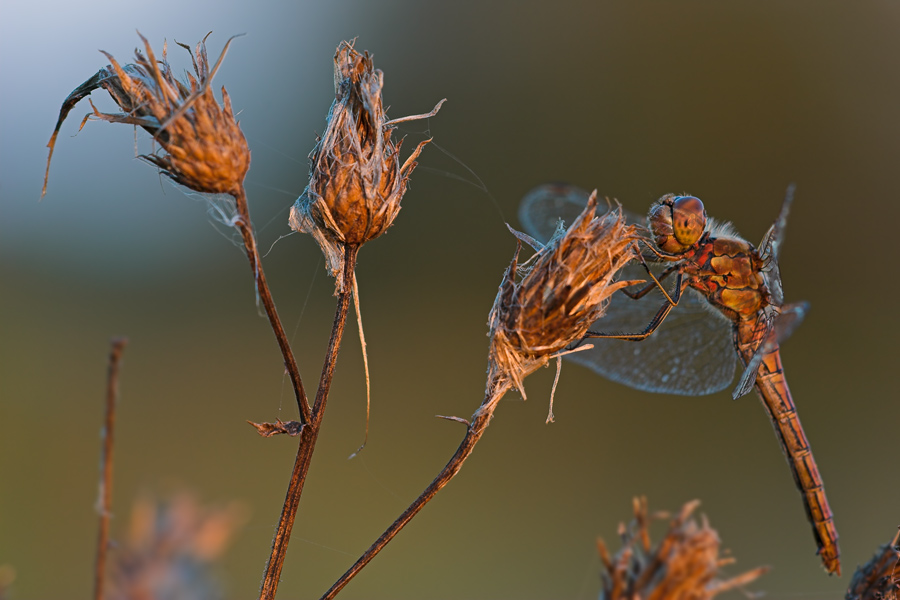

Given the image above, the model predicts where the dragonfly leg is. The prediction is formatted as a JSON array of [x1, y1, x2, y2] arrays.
[[621, 260, 679, 301], [584, 271, 686, 341], [619, 239, 682, 303]]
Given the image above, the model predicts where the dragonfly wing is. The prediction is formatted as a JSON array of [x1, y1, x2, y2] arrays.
[[733, 339, 767, 399], [759, 184, 795, 262], [770, 301, 809, 345], [758, 184, 795, 306], [765, 261, 785, 308], [732, 302, 809, 398], [574, 284, 738, 396], [519, 183, 646, 243]]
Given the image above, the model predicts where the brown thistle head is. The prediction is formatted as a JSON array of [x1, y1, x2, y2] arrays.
[[485, 192, 640, 404], [43, 32, 250, 198], [596, 498, 769, 600], [289, 39, 445, 292]]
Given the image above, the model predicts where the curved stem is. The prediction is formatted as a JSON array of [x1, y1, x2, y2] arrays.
[[233, 186, 311, 425], [320, 383, 509, 600], [259, 245, 359, 600]]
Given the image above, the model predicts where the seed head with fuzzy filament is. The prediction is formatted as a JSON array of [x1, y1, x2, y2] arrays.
[[289, 39, 444, 292], [485, 192, 641, 400]]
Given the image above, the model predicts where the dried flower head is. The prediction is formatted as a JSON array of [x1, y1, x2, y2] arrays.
[[106, 493, 248, 600], [845, 529, 900, 600], [43, 32, 249, 198], [485, 192, 639, 407], [597, 498, 768, 600], [289, 39, 445, 292]]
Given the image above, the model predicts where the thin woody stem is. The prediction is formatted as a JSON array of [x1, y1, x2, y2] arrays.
[[232, 186, 311, 425], [320, 384, 509, 600], [259, 245, 359, 600], [95, 337, 128, 600]]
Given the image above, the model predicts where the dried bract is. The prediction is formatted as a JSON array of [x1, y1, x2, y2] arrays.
[[485, 192, 639, 403], [43, 32, 249, 198], [247, 419, 305, 438], [289, 39, 444, 292], [845, 529, 900, 600], [597, 498, 768, 600]]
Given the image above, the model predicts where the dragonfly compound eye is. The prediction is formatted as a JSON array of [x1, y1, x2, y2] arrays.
[[649, 194, 695, 254], [671, 196, 706, 247]]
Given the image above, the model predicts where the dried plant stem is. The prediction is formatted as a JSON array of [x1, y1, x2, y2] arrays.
[[95, 337, 127, 600], [320, 383, 511, 600], [233, 187, 311, 425], [259, 245, 359, 600]]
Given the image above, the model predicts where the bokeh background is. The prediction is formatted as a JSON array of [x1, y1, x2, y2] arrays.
[[2, 1, 898, 598]]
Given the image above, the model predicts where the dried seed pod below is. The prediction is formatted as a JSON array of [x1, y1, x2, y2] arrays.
[[845, 529, 900, 600], [106, 493, 248, 600], [43, 32, 250, 199], [484, 191, 640, 410], [289, 39, 444, 293], [597, 498, 769, 600]]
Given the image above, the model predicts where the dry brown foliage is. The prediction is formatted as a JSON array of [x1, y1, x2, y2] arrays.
[[105, 493, 248, 600]]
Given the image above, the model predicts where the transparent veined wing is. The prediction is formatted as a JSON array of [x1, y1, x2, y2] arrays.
[[518, 183, 646, 243], [518, 183, 737, 396], [758, 184, 795, 307]]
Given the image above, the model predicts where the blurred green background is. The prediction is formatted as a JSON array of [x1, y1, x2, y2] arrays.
[[1, 1, 898, 598]]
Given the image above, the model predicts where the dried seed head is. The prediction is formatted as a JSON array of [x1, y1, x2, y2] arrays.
[[289, 39, 445, 292], [485, 192, 640, 401], [845, 529, 900, 600], [43, 32, 250, 198], [597, 498, 769, 600]]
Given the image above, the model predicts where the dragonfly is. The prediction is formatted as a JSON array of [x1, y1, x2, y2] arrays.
[[519, 183, 840, 575]]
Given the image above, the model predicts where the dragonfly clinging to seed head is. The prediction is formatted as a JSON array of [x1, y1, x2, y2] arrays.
[[519, 183, 840, 575]]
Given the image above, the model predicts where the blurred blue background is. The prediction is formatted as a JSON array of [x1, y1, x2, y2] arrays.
[[1, 1, 898, 598]]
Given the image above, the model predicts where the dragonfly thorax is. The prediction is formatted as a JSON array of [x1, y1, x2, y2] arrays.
[[648, 194, 707, 254]]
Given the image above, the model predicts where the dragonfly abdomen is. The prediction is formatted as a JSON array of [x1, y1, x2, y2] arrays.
[[735, 324, 841, 575]]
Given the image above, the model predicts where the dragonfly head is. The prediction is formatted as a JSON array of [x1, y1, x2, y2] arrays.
[[648, 194, 707, 254]]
